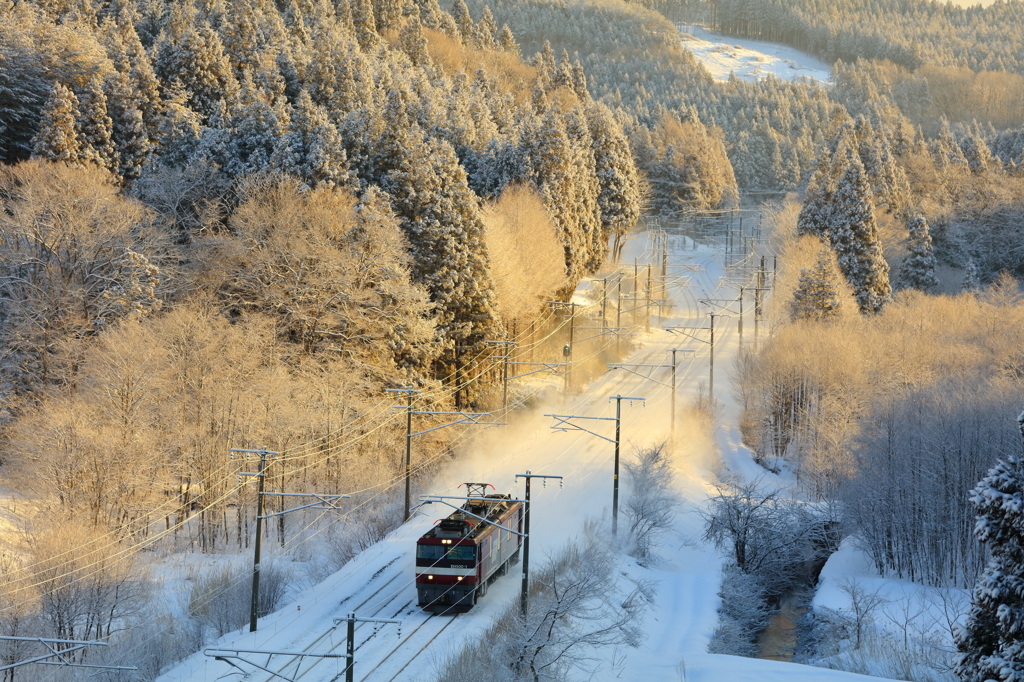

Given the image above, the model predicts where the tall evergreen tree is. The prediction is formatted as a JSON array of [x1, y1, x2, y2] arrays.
[[105, 71, 152, 182], [831, 149, 891, 313], [963, 258, 981, 293], [791, 247, 844, 322], [587, 103, 640, 250], [899, 214, 939, 292], [451, 0, 473, 44], [76, 76, 117, 171], [475, 6, 497, 49], [955, 418, 1024, 682], [31, 83, 84, 164], [351, 0, 380, 51], [383, 131, 500, 383], [273, 89, 351, 189], [154, 0, 238, 119], [398, 11, 429, 67], [0, 42, 51, 163], [497, 24, 517, 54]]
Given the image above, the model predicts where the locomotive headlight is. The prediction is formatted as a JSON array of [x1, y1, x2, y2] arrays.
[[428, 575, 434, 580], [457, 576, 462, 580]]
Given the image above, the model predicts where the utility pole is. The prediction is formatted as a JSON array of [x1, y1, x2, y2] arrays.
[[233, 447, 276, 633], [515, 471, 562, 616], [336, 614, 401, 682], [669, 349, 696, 438], [616, 275, 623, 354], [645, 263, 652, 331], [633, 258, 639, 326], [385, 388, 420, 522], [388, 391, 503, 520], [233, 447, 350, 633], [548, 302, 577, 395], [546, 395, 644, 537], [708, 313, 720, 402], [611, 395, 628, 536], [486, 340, 515, 417], [738, 286, 744, 347]]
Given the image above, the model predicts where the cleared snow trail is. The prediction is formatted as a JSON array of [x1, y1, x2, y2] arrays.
[[679, 24, 831, 85], [157, 227, 899, 682]]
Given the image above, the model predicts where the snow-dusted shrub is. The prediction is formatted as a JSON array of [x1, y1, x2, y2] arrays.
[[187, 559, 292, 639], [622, 442, 678, 563], [434, 529, 649, 681], [702, 479, 836, 598], [708, 568, 774, 657]]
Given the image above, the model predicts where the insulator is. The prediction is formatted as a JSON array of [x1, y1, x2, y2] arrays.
[[559, 479, 563, 489]]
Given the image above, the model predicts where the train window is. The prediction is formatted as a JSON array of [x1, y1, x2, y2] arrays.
[[445, 546, 475, 561], [417, 545, 445, 560]]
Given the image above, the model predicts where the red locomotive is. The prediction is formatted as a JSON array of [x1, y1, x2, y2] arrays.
[[416, 483, 522, 613]]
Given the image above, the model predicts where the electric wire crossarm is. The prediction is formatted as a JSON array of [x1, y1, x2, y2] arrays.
[[411, 495, 528, 536], [255, 491, 352, 519], [0, 636, 138, 672], [607, 350, 696, 437], [204, 646, 346, 682], [546, 395, 645, 536], [545, 412, 618, 443], [333, 614, 402, 682]]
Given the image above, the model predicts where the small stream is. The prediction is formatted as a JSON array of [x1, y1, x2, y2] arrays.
[[756, 553, 832, 661], [757, 588, 810, 661]]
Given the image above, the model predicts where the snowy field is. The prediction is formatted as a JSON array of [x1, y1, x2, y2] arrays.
[[678, 25, 832, 85], [155, 230, 906, 682]]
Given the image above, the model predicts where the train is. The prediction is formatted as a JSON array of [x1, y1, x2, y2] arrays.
[[415, 483, 523, 613]]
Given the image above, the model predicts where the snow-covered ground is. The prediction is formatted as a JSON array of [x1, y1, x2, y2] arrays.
[[156, 230, 904, 682], [678, 24, 832, 85]]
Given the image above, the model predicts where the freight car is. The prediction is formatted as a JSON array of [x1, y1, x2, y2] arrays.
[[416, 484, 522, 613]]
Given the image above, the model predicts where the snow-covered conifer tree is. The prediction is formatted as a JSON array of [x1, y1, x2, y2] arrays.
[[791, 247, 844, 322], [273, 89, 351, 189], [955, 415, 1024, 682], [962, 131, 993, 175], [154, 0, 238, 119], [398, 12, 430, 67], [383, 131, 500, 383], [451, 0, 473, 44], [497, 24, 517, 54], [32, 83, 84, 163], [153, 80, 203, 167], [372, 0, 402, 31], [475, 6, 497, 49], [351, 0, 380, 51], [105, 71, 152, 183], [831, 149, 891, 313], [76, 76, 117, 171], [587, 103, 640, 248], [898, 214, 939, 292]]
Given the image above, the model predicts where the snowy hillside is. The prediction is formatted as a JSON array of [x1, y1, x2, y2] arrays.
[[679, 25, 832, 85], [156, 228, 900, 682]]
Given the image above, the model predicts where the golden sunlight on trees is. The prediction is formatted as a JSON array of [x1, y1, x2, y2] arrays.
[[0, 161, 166, 400], [482, 184, 567, 327]]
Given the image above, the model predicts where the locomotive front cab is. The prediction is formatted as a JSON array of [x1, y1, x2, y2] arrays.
[[416, 517, 480, 613]]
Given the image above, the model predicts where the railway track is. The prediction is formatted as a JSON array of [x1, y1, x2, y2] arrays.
[[363, 613, 460, 682], [241, 554, 467, 682], [243, 557, 412, 682]]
